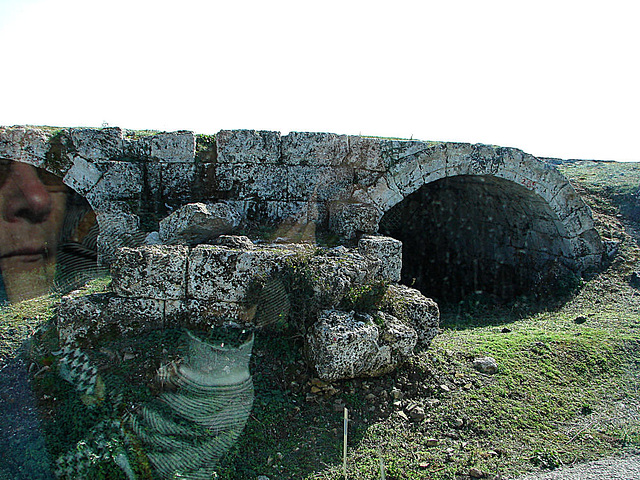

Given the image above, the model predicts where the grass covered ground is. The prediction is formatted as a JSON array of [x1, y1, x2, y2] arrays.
[[216, 160, 640, 480], [1, 161, 639, 480]]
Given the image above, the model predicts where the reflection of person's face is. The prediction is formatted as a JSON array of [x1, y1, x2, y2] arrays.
[[0, 160, 68, 303]]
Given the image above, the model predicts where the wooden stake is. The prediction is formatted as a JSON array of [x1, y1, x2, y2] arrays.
[[343, 407, 348, 479], [379, 448, 386, 480]]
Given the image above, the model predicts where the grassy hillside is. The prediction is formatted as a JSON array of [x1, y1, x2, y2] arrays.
[[216, 161, 640, 480], [1, 161, 639, 480]]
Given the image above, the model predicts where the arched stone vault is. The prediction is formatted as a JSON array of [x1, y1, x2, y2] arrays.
[[351, 142, 603, 273], [0, 126, 604, 295]]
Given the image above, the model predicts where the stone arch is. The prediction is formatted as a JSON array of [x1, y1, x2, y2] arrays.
[[0, 126, 147, 267], [360, 143, 604, 302], [0, 144, 105, 299]]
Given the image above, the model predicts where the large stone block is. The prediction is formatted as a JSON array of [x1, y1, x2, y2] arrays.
[[95, 202, 145, 263], [160, 162, 197, 199], [0, 126, 51, 166], [329, 203, 382, 239], [281, 132, 349, 166], [68, 127, 124, 161], [358, 235, 402, 282], [63, 154, 104, 195], [111, 245, 188, 299], [347, 136, 384, 171], [286, 166, 354, 202], [86, 161, 143, 208], [308, 250, 380, 307], [57, 292, 164, 346], [213, 163, 288, 200], [164, 299, 256, 328], [133, 131, 196, 163], [305, 309, 416, 381], [216, 130, 281, 164], [188, 245, 284, 302], [158, 202, 242, 245]]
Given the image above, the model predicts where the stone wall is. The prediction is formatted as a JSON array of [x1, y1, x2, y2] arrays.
[[57, 235, 440, 381], [0, 126, 604, 274]]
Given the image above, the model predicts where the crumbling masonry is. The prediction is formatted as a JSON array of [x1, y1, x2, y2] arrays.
[[0, 126, 604, 379]]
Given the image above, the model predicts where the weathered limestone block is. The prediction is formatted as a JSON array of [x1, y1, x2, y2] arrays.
[[305, 309, 416, 381], [308, 249, 380, 307], [213, 163, 288, 200], [86, 161, 143, 207], [57, 292, 164, 346], [158, 202, 242, 245], [216, 130, 281, 164], [355, 175, 404, 212], [188, 245, 287, 302], [160, 162, 197, 199], [358, 235, 402, 283], [387, 156, 426, 197], [165, 299, 255, 328], [133, 131, 195, 163], [347, 136, 384, 171], [375, 311, 418, 359], [63, 154, 103, 195], [0, 126, 51, 166], [68, 127, 124, 162], [281, 132, 349, 166], [381, 284, 440, 348], [255, 201, 325, 233], [286, 166, 354, 202], [95, 202, 144, 264], [111, 245, 188, 299], [328, 202, 382, 239]]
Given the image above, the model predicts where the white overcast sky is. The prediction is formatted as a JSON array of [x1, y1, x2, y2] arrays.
[[0, 0, 638, 161]]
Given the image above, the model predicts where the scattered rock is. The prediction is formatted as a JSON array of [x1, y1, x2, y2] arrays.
[[469, 467, 485, 478], [501, 327, 511, 333], [453, 418, 464, 428], [391, 388, 403, 400], [426, 438, 439, 447], [574, 315, 587, 324], [425, 399, 441, 408], [397, 411, 410, 422], [473, 356, 498, 374], [407, 405, 426, 421]]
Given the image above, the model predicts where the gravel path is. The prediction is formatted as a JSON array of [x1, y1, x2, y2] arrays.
[[514, 454, 640, 480]]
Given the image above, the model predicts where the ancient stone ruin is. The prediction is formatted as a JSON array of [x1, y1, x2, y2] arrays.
[[0, 125, 604, 381], [0, 126, 606, 479]]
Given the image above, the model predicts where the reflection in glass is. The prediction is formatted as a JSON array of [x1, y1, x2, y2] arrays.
[[36, 327, 254, 479], [0, 159, 99, 304]]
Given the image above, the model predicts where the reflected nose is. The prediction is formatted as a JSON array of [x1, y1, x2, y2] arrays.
[[3, 163, 53, 223]]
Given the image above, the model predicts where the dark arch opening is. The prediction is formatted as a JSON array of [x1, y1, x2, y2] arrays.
[[379, 175, 575, 305]]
